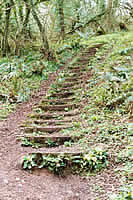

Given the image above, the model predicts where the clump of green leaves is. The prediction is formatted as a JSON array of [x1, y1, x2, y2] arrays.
[[45, 139, 58, 147], [0, 103, 16, 120], [22, 148, 108, 175], [110, 184, 133, 200], [127, 123, 133, 136], [0, 52, 61, 119], [0, 52, 60, 104], [21, 138, 58, 148], [83, 147, 108, 172], [23, 154, 37, 170], [21, 138, 41, 149], [39, 155, 67, 175]]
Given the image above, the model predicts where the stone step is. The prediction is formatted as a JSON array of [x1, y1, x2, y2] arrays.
[[65, 76, 83, 82], [70, 68, 87, 73], [52, 85, 81, 92], [47, 88, 79, 97], [38, 104, 79, 111], [29, 109, 80, 119], [20, 151, 83, 169], [56, 81, 80, 88], [17, 134, 78, 145], [49, 91, 74, 98], [68, 65, 86, 70], [23, 151, 82, 156], [20, 119, 73, 128], [74, 61, 89, 65], [40, 97, 76, 105], [68, 72, 84, 78], [50, 87, 78, 93], [59, 72, 83, 77], [20, 141, 82, 153], [31, 119, 73, 125], [23, 125, 73, 133]]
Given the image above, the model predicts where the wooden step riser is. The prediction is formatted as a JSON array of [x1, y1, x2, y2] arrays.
[[20, 152, 83, 169], [19, 135, 75, 145], [20, 119, 73, 127], [40, 98, 76, 105], [38, 104, 78, 111], [20, 152, 84, 170], [30, 110, 80, 120], [65, 77, 83, 82], [49, 92, 74, 98], [73, 61, 89, 65], [38, 107, 75, 112], [24, 125, 73, 133], [63, 79, 85, 84], [70, 68, 87, 73], [57, 80, 84, 87], [68, 65, 86, 69], [25, 152, 82, 156], [59, 72, 83, 77], [51, 86, 81, 92], [29, 113, 79, 120], [32, 119, 73, 125], [56, 83, 77, 88]]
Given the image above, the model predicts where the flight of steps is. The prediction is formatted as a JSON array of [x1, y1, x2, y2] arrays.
[[17, 48, 99, 174]]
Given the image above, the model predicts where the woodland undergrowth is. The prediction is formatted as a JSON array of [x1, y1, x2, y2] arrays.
[[75, 31, 133, 199], [53, 29, 133, 198], [0, 50, 62, 120], [0, 29, 133, 199]]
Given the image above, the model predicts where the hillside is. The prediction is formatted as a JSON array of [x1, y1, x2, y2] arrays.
[[0, 29, 132, 199]]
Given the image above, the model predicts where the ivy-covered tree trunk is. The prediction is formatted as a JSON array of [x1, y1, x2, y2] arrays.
[[22, 0, 31, 37], [57, 0, 65, 40], [2, 0, 13, 57], [108, 0, 113, 30], [0, 5, 4, 42], [71, 0, 80, 31], [31, 0, 52, 59], [31, 3, 49, 49]]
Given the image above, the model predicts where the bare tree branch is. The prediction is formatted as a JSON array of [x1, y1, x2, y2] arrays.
[[66, 10, 108, 35]]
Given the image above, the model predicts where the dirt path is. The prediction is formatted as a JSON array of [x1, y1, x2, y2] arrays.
[[0, 59, 91, 200], [0, 50, 122, 200]]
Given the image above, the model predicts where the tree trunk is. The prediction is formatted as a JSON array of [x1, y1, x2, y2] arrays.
[[31, 4, 49, 48], [71, 1, 80, 32], [108, 0, 113, 30], [22, 0, 31, 37], [2, 0, 13, 57], [57, 0, 65, 40], [31, 0, 51, 59]]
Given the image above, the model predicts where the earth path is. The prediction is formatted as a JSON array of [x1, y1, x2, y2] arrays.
[[0, 48, 121, 200], [0, 56, 91, 200]]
